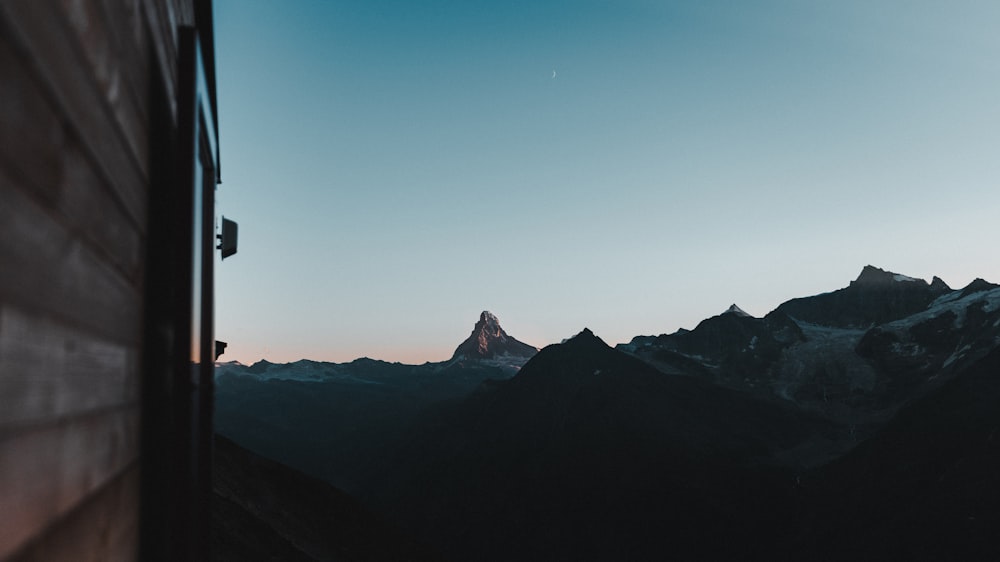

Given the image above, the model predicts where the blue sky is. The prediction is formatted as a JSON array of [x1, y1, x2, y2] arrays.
[[214, 0, 1000, 364]]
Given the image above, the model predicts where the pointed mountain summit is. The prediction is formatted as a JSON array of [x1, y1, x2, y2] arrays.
[[569, 327, 601, 342], [723, 304, 752, 317], [559, 327, 606, 347], [930, 276, 951, 292], [452, 311, 537, 360]]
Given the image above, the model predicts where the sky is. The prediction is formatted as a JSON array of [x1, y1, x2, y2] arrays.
[[213, 0, 1000, 365]]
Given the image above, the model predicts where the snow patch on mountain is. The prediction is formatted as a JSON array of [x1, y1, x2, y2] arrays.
[[882, 287, 1000, 333], [853, 265, 929, 287], [929, 290, 965, 308]]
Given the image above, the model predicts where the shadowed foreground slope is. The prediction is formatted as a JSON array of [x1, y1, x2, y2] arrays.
[[212, 434, 441, 562], [792, 346, 1000, 560], [362, 330, 840, 561], [359, 329, 1000, 561]]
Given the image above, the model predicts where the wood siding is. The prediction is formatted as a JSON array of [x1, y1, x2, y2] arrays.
[[0, 0, 195, 559]]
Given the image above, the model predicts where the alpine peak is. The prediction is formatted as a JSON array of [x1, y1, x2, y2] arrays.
[[479, 310, 500, 328], [723, 304, 751, 317], [559, 328, 609, 349], [930, 276, 952, 292], [452, 311, 537, 360], [852, 265, 926, 287]]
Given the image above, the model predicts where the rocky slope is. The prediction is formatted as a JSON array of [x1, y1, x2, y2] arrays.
[[774, 265, 951, 329], [362, 330, 841, 561], [362, 326, 1000, 560], [791, 346, 1000, 560], [214, 269, 1000, 560], [451, 310, 537, 361], [212, 434, 440, 561]]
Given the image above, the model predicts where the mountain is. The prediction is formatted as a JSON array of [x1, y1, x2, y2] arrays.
[[774, 265, 951, 329], [791, 346, 1000, 560], [360, 298, 1000, 559], [214, 269, 1000, 560], [855, 281, 1000, 396], [362, 329, 840, 561], [620, 305, 805, 381], [618, 266, 1000, 427], [212, 434, 441, 561], [451, 310, 537, 360], [213, 311, 536, 493]]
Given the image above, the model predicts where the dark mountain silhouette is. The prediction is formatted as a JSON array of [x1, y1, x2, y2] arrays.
[[621, 306, 805, 383], [215, 359, 514, 494], [791, 346, 1000, 560], [214, 311, 536, 494], [958, 277, 999, 298], [212, 434, 441, 561], [357, 323, 1000, 560], [213, 269, 1000, 560], [774, 265, 950, 329], [451, 310, 537, 360], [361, 329, 840, 561], [618, 267, 1000, 427]]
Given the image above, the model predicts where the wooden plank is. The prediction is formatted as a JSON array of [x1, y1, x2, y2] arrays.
[[0, 34, 144, 281], [7, 465, 139, 562], [0, 408, 140, 559], [55, 145, 145, 284], [0, 173, 142, 347], [58, 0, 150, 178], [0, 304, 139, 428], [98, 0, 152, 125], [0, 3, 149, 229], [142, 0, 179, 121], [0, 33, 66, 197]]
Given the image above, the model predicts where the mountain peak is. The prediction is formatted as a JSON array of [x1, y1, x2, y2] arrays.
[[555, 328, 611, 350], [479, 310, 500, 329], [452, 311, 537, 360], [930, 276, 952, 292], [247, 359, 276, 374], [723, 304, 752, 318], [852, 265, 926, 287]]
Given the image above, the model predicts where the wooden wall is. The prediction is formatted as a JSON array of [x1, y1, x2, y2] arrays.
[[0, 1, 195, 559]]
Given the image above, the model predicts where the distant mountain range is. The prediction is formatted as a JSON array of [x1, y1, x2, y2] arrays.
[[214, 311, 536, 493], [214, 267, 1000, 560], [620, 265, 1000, 427]]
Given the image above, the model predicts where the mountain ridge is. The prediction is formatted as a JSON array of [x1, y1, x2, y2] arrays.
[[214, 265, 1000, 560]]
